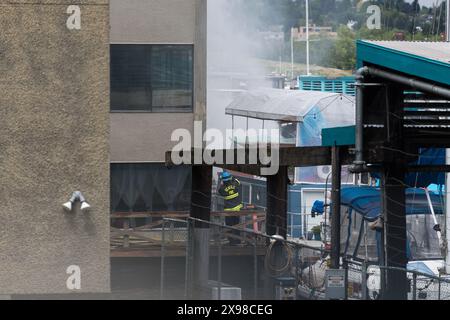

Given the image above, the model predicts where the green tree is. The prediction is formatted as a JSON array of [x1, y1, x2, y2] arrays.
[[327, 25, 356, 70]]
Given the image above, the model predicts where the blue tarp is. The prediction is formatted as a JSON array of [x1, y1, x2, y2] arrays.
[[371, 148, 446, 188], [407, 261, 435, 276], [341, 186, 444, 222], [406, 148, 446, 187]]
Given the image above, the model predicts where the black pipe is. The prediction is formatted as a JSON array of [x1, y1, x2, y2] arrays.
[[350, 67, 369, 173], [350, 66, 450, 174], [367, 67, 450, 100], [330, 146, 342, 269]]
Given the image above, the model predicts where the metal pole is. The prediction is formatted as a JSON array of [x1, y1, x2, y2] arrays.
[[291, 27, 294, 80], [380, 266, 386, 300], [423, 188, 443, 246], [446, 0, 449, 42], [306, 0, 310, 76], [351, 67, 368, 173], [184, 219, 191, 299], [160, 220, 166, 300], [439, 0, 449, 258], [343, 259, 349, 300], [291, 213, 294, 238], [189, 219, 195, 298], [446, 149, 450, 274], [330, 146, 342, 269], [361, 261, 368, 300], [412, 273, 417, 301], [295, 247, 299, 300], [253, 236, 258, 300], [439, 274, 442, 300], [217, 226, 222, 301], [366, 66, 450, 99]]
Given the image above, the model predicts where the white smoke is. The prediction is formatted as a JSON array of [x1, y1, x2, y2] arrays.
[[207, 0, 278, 147]]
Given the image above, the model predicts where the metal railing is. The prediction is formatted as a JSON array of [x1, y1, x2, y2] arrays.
[[160, 217, 328, 300], [158, 217, 450, 300], [346, 260, 450, 300], [111, 211, 266, 253]]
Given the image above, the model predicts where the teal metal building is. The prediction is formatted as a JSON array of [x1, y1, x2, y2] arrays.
[[350, 40, 450, 299], [297, 76, 356, 96]]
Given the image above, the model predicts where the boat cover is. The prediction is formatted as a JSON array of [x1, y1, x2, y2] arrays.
[[341, 186, 444, 222]]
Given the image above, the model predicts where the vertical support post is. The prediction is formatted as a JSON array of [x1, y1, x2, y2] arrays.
[[290, 27, 294, 80], [169, 221, 175, 244], [160, 220, 166, 300], [439, 275, 442, 300], [295, 247, 299, 300], [185, 219, 191, 299], [361, 261, 368, 300], [191, 165, 212, 295], [217, 226, 222, 301], [305, 0, 310, 76], [253, 236, 258, 300], [343, 259, 349, 300], [330, 146, 342, 269], [123, 220, 130, 248], [446, 0, 450, 42], [266, 166, 288, 238], [265, 166, 288, 299], [290, 213, 294, 238], [253, 213, 258, 232], [352, 68, 367, 171], [446, 149, 450, 274], [194, 0, 207, 126], [382, 85, 407, 300], [412, 273, 417, 300]]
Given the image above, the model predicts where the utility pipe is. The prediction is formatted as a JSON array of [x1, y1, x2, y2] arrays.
[[350, 67, 369, 173], [366, 66, 450, 100]]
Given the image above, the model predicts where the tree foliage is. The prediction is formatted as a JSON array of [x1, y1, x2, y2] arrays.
[[327, 26, 356, 70], [227, 0, 448, 71]]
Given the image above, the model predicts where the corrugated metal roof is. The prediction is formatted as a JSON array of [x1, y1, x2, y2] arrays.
[[225, 88, 355, 122], [364, 41, 450, 64], [357, 40, 450, 86]]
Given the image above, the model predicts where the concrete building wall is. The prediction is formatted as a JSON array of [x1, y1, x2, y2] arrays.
[[0, 0, 110, 294], [109, 0, 206, 163], [110, 0, 196, 44], [110, 113, 194, 162]]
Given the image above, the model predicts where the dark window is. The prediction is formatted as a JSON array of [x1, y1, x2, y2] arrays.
[[110, 163, 192, 213], [111, 45, 193, 112]]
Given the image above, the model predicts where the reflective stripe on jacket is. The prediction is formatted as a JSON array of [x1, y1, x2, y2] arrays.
[[218, 178, 243, 211]]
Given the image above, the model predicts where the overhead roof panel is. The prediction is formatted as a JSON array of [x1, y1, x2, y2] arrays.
[[357, 40, 450, 86]]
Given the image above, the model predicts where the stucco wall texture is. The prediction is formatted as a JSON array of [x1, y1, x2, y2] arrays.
[[110, 0, 196, 44], [110, 113, 194, 163], [0, 0, 110, 294]]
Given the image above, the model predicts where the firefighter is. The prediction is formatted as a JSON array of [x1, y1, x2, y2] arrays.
[[217, 171, 243, 245]]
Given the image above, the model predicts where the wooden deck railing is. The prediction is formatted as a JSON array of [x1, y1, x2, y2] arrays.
[[110, 211, 266, 251]]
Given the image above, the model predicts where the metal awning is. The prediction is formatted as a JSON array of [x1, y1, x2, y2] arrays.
[[225, 88, 354, 123]]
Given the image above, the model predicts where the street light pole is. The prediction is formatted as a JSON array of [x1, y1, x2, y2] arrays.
[[291, 27, 294, 80], [306, 0, 310, 76]]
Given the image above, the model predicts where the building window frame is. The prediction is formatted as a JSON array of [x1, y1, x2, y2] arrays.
[[110, 43, 194, 113]]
